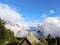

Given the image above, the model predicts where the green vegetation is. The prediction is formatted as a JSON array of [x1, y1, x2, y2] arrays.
[[0, 18, 19, 45], [46, 34, 58, 45], [0, 18, 7, 45]]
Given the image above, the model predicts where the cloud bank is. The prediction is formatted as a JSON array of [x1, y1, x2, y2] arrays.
[[16, 17, 60, 38], [41, 17, 60, 38], [0, 3, 60, 39]]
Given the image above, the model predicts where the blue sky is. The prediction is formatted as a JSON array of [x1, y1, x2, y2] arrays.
[[0, 0, 60, 23]]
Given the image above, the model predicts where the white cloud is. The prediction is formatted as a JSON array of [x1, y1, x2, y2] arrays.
[[42, 17, 60, 38], [44, 17, 60, 27], [49, 10, 54, 14], [16, 31, 28, 38], [0, 3, 24, 25], [0, 3, 29, 37]]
